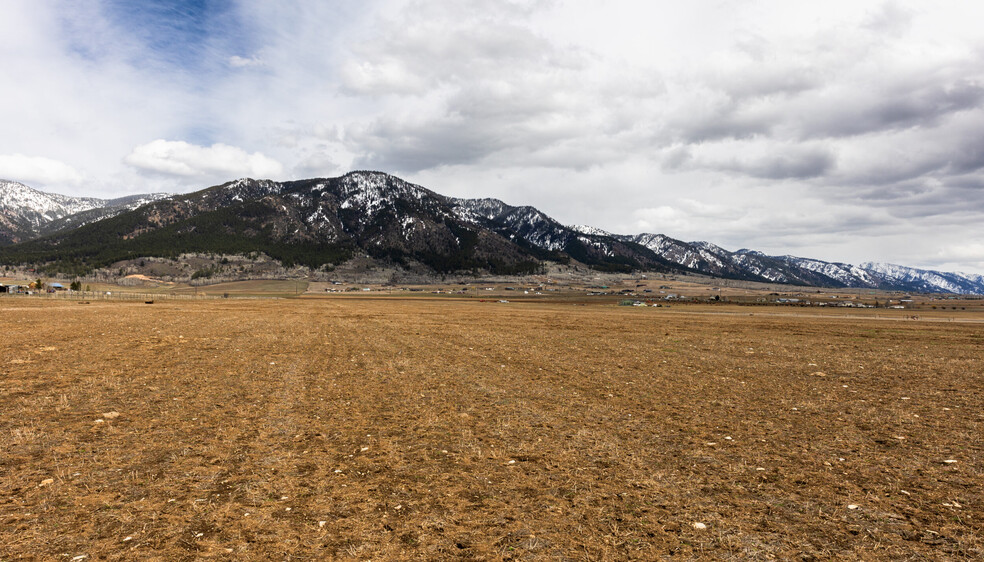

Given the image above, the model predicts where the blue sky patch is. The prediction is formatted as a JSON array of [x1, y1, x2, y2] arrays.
[[105, 0, 251, 71]]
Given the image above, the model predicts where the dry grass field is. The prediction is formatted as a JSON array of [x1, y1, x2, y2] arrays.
[[1, 297, 982, 560]]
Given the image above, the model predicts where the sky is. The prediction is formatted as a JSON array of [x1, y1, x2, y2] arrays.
[[2, 1, 984, 273]]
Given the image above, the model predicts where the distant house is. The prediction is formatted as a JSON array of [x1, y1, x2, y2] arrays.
[[50, 283, 66, 291]]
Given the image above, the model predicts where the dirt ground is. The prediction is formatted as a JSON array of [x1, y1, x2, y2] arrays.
[[1, 297, 981, 560]]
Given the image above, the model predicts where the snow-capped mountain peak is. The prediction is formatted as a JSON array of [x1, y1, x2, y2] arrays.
[[0, 179, 103, 227], [569, 224, 616, 237], [0, 179, 170, 244]]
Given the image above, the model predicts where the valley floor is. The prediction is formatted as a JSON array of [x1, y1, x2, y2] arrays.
[[1, 298, 981, 559]]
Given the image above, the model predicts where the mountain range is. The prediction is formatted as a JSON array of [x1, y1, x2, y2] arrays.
[[1, 172, 982, 294]]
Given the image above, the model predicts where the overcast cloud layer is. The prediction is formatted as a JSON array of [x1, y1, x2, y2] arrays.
[[2, 0, 983, 273]]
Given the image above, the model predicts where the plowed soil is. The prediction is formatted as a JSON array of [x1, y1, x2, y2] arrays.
[[1, 298, 981, 560]]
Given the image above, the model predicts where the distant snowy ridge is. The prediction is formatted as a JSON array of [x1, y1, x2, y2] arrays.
[[859, 262, 984, 295], [0, 179, 103, 227], [617, 229, 984, 294], [0, 179, 170, 243]]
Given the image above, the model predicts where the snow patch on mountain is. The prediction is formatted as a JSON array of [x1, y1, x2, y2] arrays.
[[570, 224, 615, 237], [450, 198, 510, 223], [781, 257, 876, 286], [1, 179, 170, 241], [860, 262, 984, 294], [337, 172, 432, 220], [451, 197, 570, 251], [0, 179, 103, 227]]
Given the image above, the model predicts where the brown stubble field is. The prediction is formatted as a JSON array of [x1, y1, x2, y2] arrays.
[[0, 297, 982, 560]]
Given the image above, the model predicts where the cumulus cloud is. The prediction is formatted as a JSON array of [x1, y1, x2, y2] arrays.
[[863, 1, 914, 35], [0, 154, 84, 187], [349, 116, 501, 172], [124, 140, 283, 179], [339, 0, 571, 96], [633, 199, 748, 236], [333, 0, 631, 174], [938, 242, 984, 262], [793, 77, 984, 140], [693, 142, 837, 180], [829, 108, 984, 192], [292, 150, 340, 178], [666, 48, 984, 146], [633, 206, 694, 235]]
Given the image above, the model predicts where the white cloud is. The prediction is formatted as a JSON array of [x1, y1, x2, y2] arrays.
[[688, 141, 838, 180], [632, 206, 693, 235], [0, 154, 84, 187], [228, 55, 264, 68], [124, 140, 284, 179], [863, 1, 914, 35], [938, 242, 984, 262], [292, 150, 340, 178]]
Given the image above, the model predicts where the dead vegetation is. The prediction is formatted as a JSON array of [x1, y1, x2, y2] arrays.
[[0, 298, 981, 560]]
